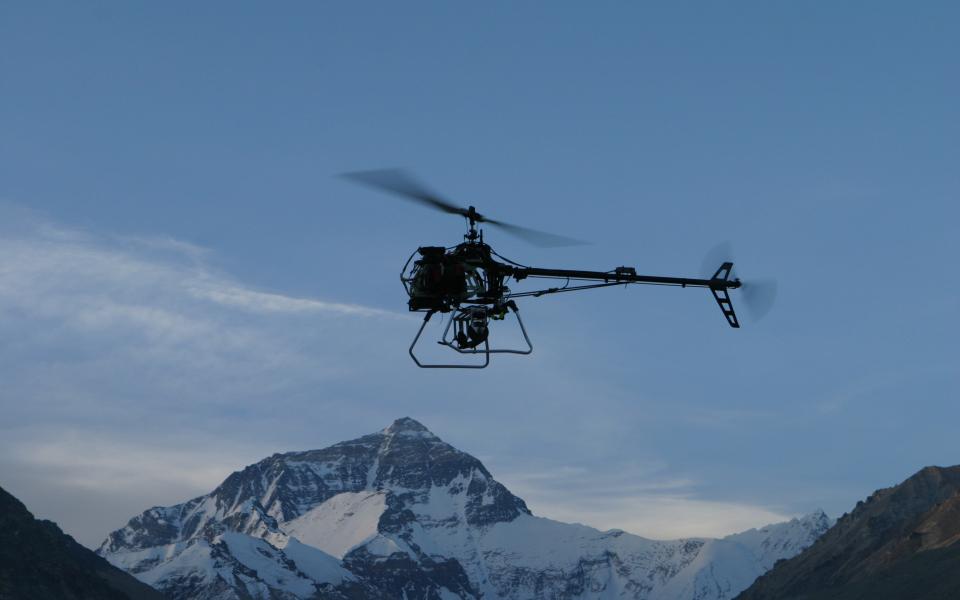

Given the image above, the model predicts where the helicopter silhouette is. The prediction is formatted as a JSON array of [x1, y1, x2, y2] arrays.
[[343, 169, 772, 369]]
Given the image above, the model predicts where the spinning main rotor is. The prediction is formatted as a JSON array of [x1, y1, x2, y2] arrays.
[[342, 169, 772, 369]]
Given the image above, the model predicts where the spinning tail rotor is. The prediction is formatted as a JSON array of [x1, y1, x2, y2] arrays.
[[702, 242, 778, 323]]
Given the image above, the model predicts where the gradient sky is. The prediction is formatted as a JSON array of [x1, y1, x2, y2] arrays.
[[1, 2, 957, 548]]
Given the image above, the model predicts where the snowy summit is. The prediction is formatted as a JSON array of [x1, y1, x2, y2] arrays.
[[99, 418, 831, 600]]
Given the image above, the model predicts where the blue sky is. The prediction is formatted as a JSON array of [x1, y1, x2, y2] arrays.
[[1, 2, 957, 548]]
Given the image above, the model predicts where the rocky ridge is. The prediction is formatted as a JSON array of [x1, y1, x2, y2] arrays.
[[735, 465, 960, 600], [0, 484, 165, 600]]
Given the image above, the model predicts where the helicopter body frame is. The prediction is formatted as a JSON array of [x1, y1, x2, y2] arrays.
[[342, 169, 755, 369], [401, 230, 740, 368]]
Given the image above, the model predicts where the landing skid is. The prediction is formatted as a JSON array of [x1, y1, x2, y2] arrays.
[[409, 305, 533, 369]]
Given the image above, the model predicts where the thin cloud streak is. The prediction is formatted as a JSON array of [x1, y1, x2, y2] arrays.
[[191, 284, 402, 318], [2, 428, 265, 494], [0, 212, 414, 545], [0, 213, 396, 410], [0, 214, 399, 322], [498, 463, 794, 540], [0, 427, 276, 548]]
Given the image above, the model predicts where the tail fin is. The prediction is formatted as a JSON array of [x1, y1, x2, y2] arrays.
[[710, 262, 740, 328]]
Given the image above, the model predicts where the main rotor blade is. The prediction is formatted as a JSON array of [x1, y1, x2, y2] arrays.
[[340, 169, 469, 218], [484, 218, 590, 248], [342, 168, 590, 246]]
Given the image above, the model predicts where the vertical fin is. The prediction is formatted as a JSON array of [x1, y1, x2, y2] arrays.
[[710, 262, 740, 328]]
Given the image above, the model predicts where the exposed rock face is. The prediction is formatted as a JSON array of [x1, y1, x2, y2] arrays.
[[99, 418, 830, 600], [735, 465, 960, 600], [0, 484, 165, 600]]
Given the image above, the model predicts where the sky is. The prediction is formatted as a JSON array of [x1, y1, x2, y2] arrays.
[[0, 2, 957, 549]]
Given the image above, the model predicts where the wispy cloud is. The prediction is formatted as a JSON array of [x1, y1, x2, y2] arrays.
[[0, 219, 393, 417], [0, 425, 276, 548], [119, 234, 213, 261], [498, 462, 792, 540], [0, 210, 411, 545], [190, 284, 399, 317], [3, 427, 264, 494], [0, 213, 398, 323]]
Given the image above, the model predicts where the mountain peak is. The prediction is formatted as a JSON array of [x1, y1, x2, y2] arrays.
[[98, 418, 829, 600], [383, 416, 435, 437], [799, 508, 830, 525]]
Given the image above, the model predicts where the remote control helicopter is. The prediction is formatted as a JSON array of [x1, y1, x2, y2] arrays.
[[343, 169, 774, 368]]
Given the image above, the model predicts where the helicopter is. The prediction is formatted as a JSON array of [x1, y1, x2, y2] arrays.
[[343, 169, 772, 369]]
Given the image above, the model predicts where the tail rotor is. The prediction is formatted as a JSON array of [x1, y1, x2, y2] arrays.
[[702, 242, 778, 323]]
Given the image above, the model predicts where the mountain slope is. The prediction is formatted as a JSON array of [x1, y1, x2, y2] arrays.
[[0, 484, 165, 600], [735, 465, 960, 600], [100, 418, 830, 600]]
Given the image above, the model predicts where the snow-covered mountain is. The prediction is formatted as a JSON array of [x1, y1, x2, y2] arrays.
[[98, 418, 831, 600]]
